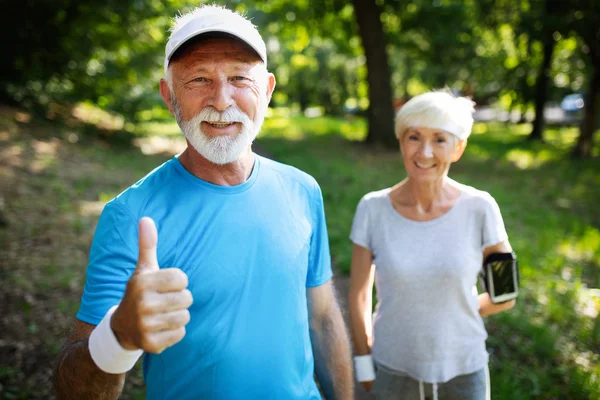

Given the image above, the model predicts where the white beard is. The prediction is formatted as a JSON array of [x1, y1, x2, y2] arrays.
[[175, 102, 266, 165]]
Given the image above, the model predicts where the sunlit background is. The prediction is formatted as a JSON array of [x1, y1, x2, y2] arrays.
[[1, 0, 599, 399]]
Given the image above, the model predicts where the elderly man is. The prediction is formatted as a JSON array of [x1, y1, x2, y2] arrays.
[[54, 5, 353, 400]]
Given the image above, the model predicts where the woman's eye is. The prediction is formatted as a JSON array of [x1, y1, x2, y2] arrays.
[[436, 138, 447, 143], [408, 135, 419, 140]]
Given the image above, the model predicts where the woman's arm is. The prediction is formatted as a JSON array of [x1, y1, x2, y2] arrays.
[[479, 240, 516, 317], [348, 244, 375, 390]]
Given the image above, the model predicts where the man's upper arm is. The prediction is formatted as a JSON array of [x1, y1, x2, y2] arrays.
[[78, 202, 138, 325], [307, 281, 336, 326], [306, 182, 333, 288]]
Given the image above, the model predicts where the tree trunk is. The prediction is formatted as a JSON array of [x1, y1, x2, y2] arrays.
[[572, 63, 600, 158], [297, 70, 310, 112], [529, 29, 555, 141], [352, 0, 397, 147]]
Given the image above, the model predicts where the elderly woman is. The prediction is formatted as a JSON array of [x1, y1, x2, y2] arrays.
[[348, 91, 516, 400]]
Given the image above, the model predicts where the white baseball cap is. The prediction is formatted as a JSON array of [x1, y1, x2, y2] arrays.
[[164, 5, 267, 73]]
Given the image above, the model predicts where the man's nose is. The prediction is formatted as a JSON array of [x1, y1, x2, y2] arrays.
[[207, 80, 234, 112]]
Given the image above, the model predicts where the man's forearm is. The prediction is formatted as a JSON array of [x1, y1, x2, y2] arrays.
[[310, 303, 354, 400], [54, 339, 126, 399]]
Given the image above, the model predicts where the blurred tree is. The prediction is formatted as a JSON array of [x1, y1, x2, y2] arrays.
[[529, 0, 561, 141], [6, 0, 595, 154], [1, 0, 188, 120], [250, 1, 363, 116], [476, 0, 598, 154], [563, 0, 600, 158], [252, 0, 400, 146], [352, 0, 396, 146], [393, 1, 478, 91], [474, 0, 550, 128]]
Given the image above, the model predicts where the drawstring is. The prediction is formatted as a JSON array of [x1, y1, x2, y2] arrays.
[[418, 380, 439, 400]]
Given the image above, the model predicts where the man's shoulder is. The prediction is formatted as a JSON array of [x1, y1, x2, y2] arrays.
[[111, 157, 179, 213], [258, 155, 319, 193]]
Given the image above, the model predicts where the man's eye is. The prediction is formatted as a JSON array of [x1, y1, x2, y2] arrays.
[[408, 135, 419, 141], [193, 77, 207, 82], [232, 76, 248, 81], [436, 138, 447, 143]]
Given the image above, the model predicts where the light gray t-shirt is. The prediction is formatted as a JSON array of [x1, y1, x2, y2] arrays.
[[350, 182, 508, 383]]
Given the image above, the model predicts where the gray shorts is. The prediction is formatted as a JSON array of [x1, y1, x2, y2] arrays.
[[372, 364, 490, 400]]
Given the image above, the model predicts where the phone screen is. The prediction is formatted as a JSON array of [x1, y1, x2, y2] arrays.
[[490, 260, 516, 296]]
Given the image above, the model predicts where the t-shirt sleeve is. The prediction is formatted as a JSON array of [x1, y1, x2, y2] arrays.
[[76, 201, 139, 325], [306, 182, 333, 288], [481, 193, 509, 249], [349, 195, 371, 250]]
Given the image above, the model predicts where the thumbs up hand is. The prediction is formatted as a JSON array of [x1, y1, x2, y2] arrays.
[[110, 217, 193, 354]]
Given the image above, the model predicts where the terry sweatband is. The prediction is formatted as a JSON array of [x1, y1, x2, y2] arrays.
[[88, 305, 143, 374], [354, 354, 376, 382]]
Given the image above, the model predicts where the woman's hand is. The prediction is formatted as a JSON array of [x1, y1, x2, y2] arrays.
[[478, 292, 516, 317]]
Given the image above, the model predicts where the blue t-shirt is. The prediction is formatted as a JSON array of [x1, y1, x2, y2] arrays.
[[77, 155, 332, 399]]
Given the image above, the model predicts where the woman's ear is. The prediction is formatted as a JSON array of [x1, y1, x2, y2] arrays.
[[452, 140, 467, 162]]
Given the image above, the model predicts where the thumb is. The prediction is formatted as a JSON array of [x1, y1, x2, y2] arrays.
[[136, 217, 159, 272]]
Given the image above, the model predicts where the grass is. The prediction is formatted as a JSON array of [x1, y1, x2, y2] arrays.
[[0, 106, 157, 399], [0, 105, 598, 399], [259, 114, 600, 399]]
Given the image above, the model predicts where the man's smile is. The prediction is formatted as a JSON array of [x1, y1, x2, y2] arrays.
[[204, 121, 237, 129]]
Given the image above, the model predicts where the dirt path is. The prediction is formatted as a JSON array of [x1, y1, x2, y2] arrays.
[[332, 269, 375, 400]]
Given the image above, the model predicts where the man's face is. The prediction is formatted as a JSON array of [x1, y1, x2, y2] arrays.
[[163, 38, 275, 164]]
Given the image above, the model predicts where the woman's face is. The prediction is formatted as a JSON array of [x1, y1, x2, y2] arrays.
[[399, 126, 466, 183]]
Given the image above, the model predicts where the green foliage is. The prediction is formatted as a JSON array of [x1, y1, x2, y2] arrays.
[[250, 0, 365, 114], [472, 0, 597, 106], [0, 0, 591, 109], [3, 0, 598, 151], [2, 0, 194, 119]]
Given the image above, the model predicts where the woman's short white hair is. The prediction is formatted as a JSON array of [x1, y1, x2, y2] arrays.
[[395, 90, 475, 141]]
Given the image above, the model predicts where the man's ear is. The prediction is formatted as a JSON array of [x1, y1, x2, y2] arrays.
[[265, 73, 276, 104], [452, 140, 467, 162], [159, 79, 175, 115]]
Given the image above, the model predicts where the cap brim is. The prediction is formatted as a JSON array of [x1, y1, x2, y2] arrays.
[[164, 28, 266, 72]]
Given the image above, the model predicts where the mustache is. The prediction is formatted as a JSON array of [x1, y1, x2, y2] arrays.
[[197, 107, 250, 123]]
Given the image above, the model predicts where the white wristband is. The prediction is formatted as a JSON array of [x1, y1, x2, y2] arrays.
[[354, 354, 376, 382], [88, 305, 143, 374]]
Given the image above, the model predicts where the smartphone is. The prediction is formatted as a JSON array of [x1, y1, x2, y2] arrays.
[[480, 253, 519, 304]]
